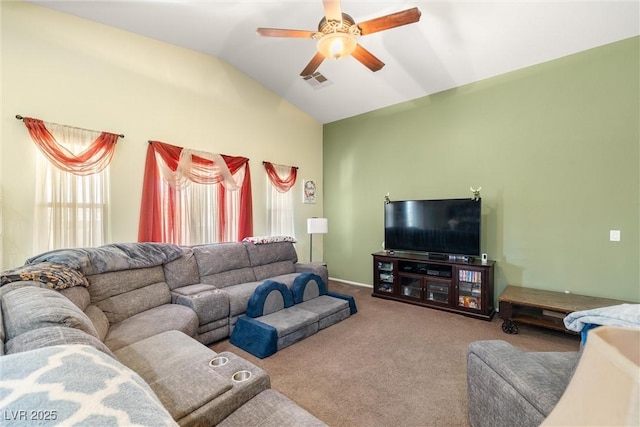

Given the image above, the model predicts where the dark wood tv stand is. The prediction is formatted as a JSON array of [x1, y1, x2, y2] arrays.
[[372, 251, 495, 320]]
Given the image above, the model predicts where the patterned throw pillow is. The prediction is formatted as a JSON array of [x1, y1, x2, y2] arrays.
[[242, 236, 297, 245], [0, 344, 177, 426], [0, 262, 89, 290]]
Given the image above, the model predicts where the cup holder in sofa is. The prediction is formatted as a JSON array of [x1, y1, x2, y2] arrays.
[[232, 370, 252, 382], [209, 356, 229, 367]]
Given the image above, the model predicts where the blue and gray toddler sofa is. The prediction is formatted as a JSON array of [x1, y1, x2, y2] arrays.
[[230, 273, 357, 358]]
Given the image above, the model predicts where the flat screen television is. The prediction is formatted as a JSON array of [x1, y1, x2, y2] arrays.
[[384, 198, 481, 256]]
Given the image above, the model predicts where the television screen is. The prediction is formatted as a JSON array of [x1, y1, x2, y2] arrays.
[[384, 198, 481, 256]]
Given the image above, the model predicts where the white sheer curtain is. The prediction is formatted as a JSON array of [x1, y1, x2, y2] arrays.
[[157, 152, 245, 245], [33, 124, 110, 253], [266, 163, 295, 237]]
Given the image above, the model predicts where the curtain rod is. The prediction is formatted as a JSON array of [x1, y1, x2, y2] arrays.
[[16, 115, 125, 138], [262, 160, 299, 170]]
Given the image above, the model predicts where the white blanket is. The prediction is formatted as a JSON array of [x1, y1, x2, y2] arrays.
[[563, 303, 640, 332]]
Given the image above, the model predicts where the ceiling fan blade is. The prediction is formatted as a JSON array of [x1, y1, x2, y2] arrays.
[[322, 0, 343, 22], [357, 7, 422, 35], [300, 52, 325, 76], [351, 44, 385, 72], [257, 28, 316, 38]]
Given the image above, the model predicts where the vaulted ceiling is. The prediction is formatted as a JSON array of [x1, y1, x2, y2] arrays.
[[30, 1, 639, 124]]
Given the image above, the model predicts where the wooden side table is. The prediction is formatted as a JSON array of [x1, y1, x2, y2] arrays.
[[498, 285, 630, 334]]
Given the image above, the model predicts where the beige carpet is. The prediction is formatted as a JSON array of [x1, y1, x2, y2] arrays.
[[211, 281, 580, 427]]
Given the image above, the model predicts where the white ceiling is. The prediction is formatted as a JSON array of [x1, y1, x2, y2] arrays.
[[30, 1, 640, 124]]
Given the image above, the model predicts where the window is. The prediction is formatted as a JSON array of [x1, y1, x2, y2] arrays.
[[33, 124, 111, 252], [138, 141, 253, 244], [266, 163, 295, 237]]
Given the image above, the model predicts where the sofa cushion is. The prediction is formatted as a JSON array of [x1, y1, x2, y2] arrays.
[[88, 266, 171, 324], [258, 307, 319, 339], [266, 272, 301, 288], [193, 243, 252, 276], [58, 286, 91, 311], [4, 326, 114, 358], [296, 296, 350, 322], [194, 243, 257, 289], [104, 304, 198, 351], [0, 344, 177, 426], [100, 282, 172, 325], [222, 281, 267, 317], [87, 265, 165, 302], [1, 286, 100, 340], [244, 241, 298, 267], [163, 247, 200, 290], [253, 261, 296, 282], [199, 268, 257, 289]]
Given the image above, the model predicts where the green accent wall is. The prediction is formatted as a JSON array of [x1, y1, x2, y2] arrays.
[[323, 37, 639, 303]]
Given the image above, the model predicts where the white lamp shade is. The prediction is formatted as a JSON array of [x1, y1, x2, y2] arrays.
[[307, 217, 328, 234], [541, 326, 640, 426]]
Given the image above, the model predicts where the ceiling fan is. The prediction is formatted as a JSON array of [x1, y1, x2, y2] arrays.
[[257, 0, 421, 76]]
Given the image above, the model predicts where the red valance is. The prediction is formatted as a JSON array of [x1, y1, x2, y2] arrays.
[[264, 161, 297, 193], [23, 117, 119, 176]]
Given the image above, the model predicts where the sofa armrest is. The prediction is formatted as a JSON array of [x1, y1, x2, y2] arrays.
[[467, 340, 579, 427], [172, 286, 230, 326]]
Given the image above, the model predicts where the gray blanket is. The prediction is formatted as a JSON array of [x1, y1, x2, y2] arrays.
[[26, 243, 184, 275]]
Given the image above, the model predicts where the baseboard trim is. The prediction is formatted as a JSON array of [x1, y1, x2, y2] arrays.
[[329, 277, 372, 289]]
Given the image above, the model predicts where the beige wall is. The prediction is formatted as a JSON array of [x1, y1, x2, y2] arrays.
[[0, 2, 323, 269], [324, 37, 639, 303]]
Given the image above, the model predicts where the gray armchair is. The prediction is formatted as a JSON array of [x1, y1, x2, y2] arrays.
[[466, 340, 580, 427]]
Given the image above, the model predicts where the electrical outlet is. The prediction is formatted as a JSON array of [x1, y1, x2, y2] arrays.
[[610, 230, 621, 242]]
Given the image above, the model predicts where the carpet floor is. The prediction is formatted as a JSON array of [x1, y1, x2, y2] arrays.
[[211, 280, 580, 427]]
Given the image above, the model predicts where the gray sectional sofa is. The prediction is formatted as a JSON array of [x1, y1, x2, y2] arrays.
[[0, 240, 330, 426]]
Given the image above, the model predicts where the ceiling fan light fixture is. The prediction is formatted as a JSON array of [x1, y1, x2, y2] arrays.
[[317, 32, 357, 60]]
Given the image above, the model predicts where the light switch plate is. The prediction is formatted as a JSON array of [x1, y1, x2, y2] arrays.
[[610, 230, 621, 241]]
